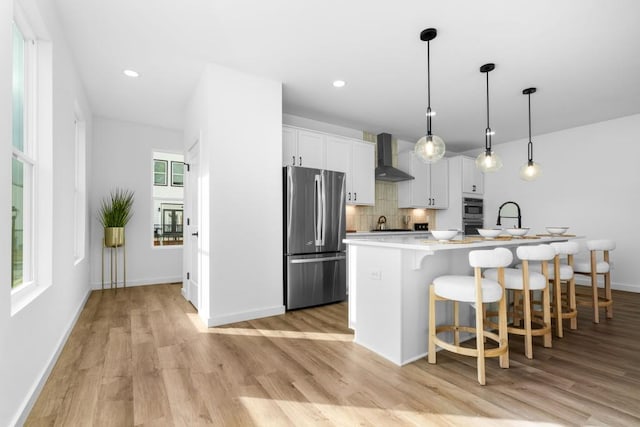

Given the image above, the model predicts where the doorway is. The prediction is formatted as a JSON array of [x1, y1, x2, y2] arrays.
[[184, 141, 200, 309]]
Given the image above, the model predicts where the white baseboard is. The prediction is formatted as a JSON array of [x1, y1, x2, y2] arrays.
[[574, 276, 640, 293], [90, 276, 182, 290], [13, 287, 92, 427], [207, 305, 286, 327]]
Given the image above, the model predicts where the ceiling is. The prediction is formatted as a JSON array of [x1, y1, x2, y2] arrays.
[[53, 0, 640, 152]]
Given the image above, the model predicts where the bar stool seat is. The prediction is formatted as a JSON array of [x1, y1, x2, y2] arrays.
[[433, 276, 502, 303], [484, 244, 555, 359], [428, 247, 512, 385], [574, 259, 610, 274]]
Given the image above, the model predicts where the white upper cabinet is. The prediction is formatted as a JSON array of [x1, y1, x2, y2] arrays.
[[350, 141, 375, 206], [397, 152, 449, 209], [462, 156, 484, 195], [429, 159, 449, 209], [282, 127, 324, 169], [325, 135, 374, 206], [283, 125, 375, 206]]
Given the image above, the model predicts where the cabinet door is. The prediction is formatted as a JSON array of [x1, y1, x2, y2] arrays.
[[462, 156, 483, 195], [351, 142, 375, 205], [397, 152, 429, 208], [282, 127, 297, 166], [429, 159, 449, 209], [325, 136, 354, 202], [297, 130, 325, 169]]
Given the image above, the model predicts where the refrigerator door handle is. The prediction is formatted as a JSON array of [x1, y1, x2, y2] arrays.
[[321, 172, 327, 246], [289, 255, 346, 264], [314, 174, 322, 246]]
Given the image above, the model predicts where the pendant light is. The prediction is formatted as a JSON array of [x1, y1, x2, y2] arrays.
[[519, 87, 542, 181], [475, 63, 502, 172], [414, 28, 445, 163]]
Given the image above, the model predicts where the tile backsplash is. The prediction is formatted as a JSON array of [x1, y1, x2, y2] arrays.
[[346, 131, 435, 232]]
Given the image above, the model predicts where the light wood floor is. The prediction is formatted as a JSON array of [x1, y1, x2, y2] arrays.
[[27, 284, 640, 426]]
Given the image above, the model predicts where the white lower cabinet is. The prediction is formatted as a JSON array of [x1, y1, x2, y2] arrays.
[[397, 152, 448, 209]]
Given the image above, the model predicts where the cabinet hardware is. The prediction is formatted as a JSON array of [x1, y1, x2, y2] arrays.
[[292, 156, 296, 165], [348, 192, 351, 201], [191, 232, 199, 237], [354, 192, 357, 201], [299, 156, 302, 166]]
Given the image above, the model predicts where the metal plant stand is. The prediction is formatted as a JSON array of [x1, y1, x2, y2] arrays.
[[102, 238, 126, 292]]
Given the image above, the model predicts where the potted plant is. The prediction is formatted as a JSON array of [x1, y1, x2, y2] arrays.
[[98, 188, 134, 247]]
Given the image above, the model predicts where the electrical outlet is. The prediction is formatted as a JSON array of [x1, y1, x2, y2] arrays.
[[370, 270, 382, 280]]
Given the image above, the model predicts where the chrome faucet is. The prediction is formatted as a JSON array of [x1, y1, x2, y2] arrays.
[[497, 201, 522, 228]]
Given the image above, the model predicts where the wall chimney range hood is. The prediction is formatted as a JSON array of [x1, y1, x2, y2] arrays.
[[375, 133, 415, 182]]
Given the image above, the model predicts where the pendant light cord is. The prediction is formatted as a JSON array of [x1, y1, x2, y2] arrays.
[[527, 92, 533, 163], [426, 40, 432, 135], [485, 70, 491, 152]]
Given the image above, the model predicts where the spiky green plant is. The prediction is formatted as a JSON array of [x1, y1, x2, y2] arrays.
[[98, 188, 135, 227]]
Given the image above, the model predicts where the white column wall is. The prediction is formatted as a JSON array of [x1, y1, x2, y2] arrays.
[[476, 114, 640, 291], [0, 0, 93, 424], [185, 64, 284, 327], [90, 117, 184, 288]]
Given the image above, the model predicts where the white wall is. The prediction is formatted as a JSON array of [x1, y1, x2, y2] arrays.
[[476, 114, 640, 291], [185, 64, 284, 326], [0, 0, 93, 424], [90, 118, 183, 287]]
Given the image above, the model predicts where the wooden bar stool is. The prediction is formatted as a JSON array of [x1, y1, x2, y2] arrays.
[[428, 247, 512, 385], [573, 239, 615, 323], [485, 244, 555, 359], [515, 241, 580, 337]]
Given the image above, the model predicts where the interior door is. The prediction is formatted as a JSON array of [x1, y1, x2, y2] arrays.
[[185, 141, 200, 309]]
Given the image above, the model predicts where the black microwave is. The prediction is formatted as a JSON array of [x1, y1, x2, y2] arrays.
[[463, 197, 483, 218]]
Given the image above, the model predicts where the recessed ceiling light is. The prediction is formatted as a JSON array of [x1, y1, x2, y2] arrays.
[[332, 80, 346, 88], [123, 69, 139, 78]]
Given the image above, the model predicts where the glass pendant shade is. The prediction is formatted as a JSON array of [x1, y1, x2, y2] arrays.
[[414, 134, 445, 163], [519, 161, 542, 181], [476, 150, 503, 172]]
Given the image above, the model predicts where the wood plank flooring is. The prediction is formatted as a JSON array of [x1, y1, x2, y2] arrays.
[[26, 284, 640, 426]]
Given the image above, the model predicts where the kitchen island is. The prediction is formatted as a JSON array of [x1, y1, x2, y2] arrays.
[[343, 234, 575, 366]]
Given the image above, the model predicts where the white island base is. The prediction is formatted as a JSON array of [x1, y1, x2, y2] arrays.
[[344, 235, 572, 366]]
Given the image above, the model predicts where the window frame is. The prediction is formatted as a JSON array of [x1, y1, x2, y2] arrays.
[[73, 108, 87, 264], [10, 5, 54, 315], [154, 159, 168, 186], [171, 161, 184, 187]]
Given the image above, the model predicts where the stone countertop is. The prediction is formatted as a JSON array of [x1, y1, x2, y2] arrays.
[[343, 234, 576, 252], [346, 230, 434, 238]]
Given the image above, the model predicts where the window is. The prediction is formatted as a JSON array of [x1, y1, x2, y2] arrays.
[[12, 21, 34, 289], [11, 7, 54, 314], [73, 109, 87, 263], [171, 161, 184, 187], [154, 159, 168, 186], [152, 152, 184, 246]]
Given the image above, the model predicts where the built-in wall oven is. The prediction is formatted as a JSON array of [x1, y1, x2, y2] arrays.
[[462, 197, 484, 235]]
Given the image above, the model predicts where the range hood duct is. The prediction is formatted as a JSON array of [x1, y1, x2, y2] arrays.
[[375, 133, 415, 182]]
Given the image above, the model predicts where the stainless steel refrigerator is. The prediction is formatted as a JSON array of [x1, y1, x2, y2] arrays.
[[284, 166, 346, 310]]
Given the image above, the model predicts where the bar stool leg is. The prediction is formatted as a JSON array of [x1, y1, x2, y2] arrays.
[[591, 251, 599, 323], [569, 276, 577, 330], [604, 251, 612, 319], [474, 275, 486, 385], [554, 258, 563, 338], [523, 281, 533, 359], [542, 280, 552, 348], [498, 269, 509, 369], [453, 300, 460, 346], [428, 284, 437, 364]]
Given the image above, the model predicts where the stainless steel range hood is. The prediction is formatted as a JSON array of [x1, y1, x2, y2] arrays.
[[375, 133, 415, 182]]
